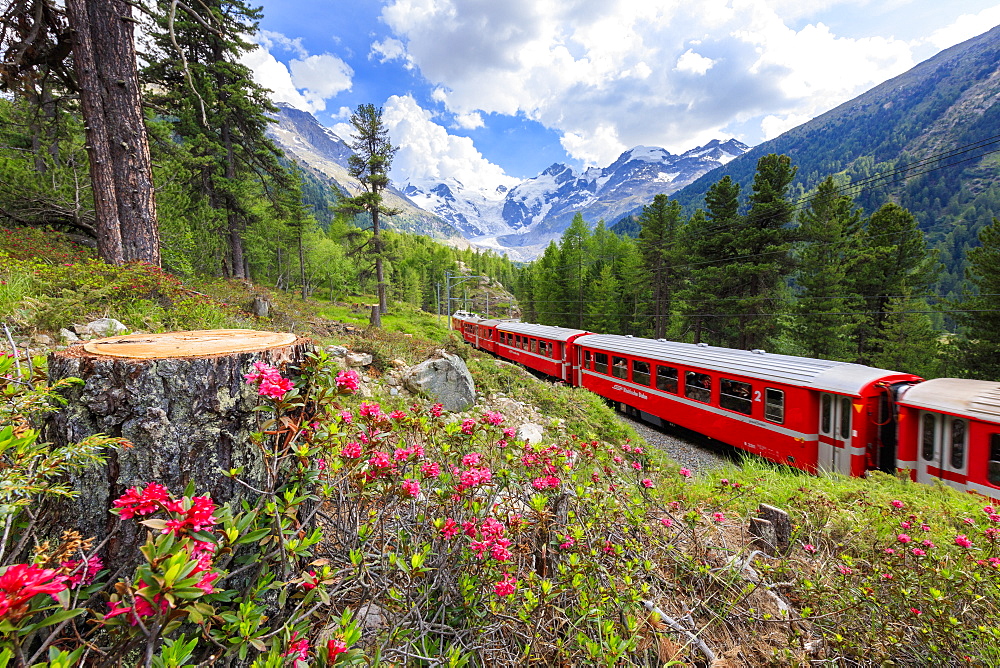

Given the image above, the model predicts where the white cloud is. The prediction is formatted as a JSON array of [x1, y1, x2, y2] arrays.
[[241, 32, 353, 114], [674, 49, 715, 75], [240, 44, 317, 111], [926, 6, 1000, 50], [452, 111, 484, 129], [760, 111, 813, 140], [379, 0, 921, 165], [382, 94, 520, 192], [288, 54, 354, 112], [370, 37, 412, 68]]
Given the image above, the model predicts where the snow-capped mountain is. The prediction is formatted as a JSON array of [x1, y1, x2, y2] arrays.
[[267, 103, 749, 259], [402, 139, 749, 259]]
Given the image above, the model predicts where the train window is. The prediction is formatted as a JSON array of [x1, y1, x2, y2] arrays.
[[584, 350, 592, 369], [530, 339, 538, 353], [656, 366, 678, 393], [820, 394, 832, 434], [921, 414, 935, 461], [989, 435, 1000, 486], [950, 419, 966, 470], [839, 397, 852, 439], [595, 352, 609, 374], [720, 379, 752, 415], [612, 356, 628, 379], [632, 361, 650, 386], [764, 389, 784, 424], [685, 372, 712, 404], [521, 337, 528, 350]]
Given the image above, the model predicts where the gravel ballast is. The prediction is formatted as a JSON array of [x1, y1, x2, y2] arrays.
[[616, 413, 740, 474]]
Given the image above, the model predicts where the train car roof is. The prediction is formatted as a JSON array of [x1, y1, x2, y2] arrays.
[[898, 378, 1000, 423], [497, 322, 590, 342], [478, 319, 503, 327], [575, 334, 917, 395]]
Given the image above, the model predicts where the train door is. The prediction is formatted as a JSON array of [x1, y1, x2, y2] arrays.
[[916, 412, 968, 489], [818, 393, 852, 475]]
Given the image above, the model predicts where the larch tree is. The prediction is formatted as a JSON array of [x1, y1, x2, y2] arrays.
[[340, 104, 399, 315]]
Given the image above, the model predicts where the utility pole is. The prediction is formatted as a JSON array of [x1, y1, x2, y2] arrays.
[[443, 271, 489, 327]]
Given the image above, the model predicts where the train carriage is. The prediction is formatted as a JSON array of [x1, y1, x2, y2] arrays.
[[574, 335, 921, 475], [495, 323, 590, 384], [897, 378, 1000, 500], [472, 319, 502, 354]]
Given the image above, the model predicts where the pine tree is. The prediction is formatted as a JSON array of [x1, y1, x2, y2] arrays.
[[793, 177, 862, 359], [637, 194, 683, 339], [142, 0, 291, 278], [954, 218, 1000, 379], [680, 176, 741, 345], [870, 295, 941, 377], [339, 104, 400, 315], [587, 265, 622, 334], [850, 202, 939, 364], [737, 153, 798, 350], [558, 213, 591, 329]]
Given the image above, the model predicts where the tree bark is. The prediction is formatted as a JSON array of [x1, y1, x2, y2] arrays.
[[43, 330, 312, 568], [66, 0, 159, 266]]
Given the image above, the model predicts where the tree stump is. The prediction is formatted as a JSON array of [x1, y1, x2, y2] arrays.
[[43, 329, 313, 566]]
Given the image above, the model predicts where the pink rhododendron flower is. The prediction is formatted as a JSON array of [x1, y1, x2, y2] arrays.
[[712, 512, 725, 523], [61, 556, 103, 588], [469, 540, 489, 559], [431, 403, 444, 417], [462, 452, 481, 467], [491, 543, 512, 562], [890, 499, 904, 509], [335, 369, 360, 394], [838, 566, 853, 575], [339, 410, 353, 423], [660, 518, 674, 528], [955, 534, 973, 548], [494, 573, 517, 597], [482, 411, 504, 426], [531, 475, 560, 490], [421, 462, 441, 478], [368, 452, 392, 469], [679, 467, 692, 478], [632, 461, 642, 471], [460, 419, 476, 435], [0, 564, 68, 619], [301, 570, 319, 591], [327, 637, 348, 659], [340, 441, 362, 458], [394, 447, 412, 461], [389, 410, 407, 420], [441, 518, 460, 539], [283, 632, 309, 661], [502, 427, 515, 438], [401, 479, 420, 497], [897, 534, 912, 543], [922, 540, 935, 548], [641, 478, 653, 488], [963, 517, 975, 525], [803, 544, 816, 554], [479, 518, 505, 539], [560, 537, 575, 549], [911, 548, 926, 557], [359, 402, 383, 419], [112, 483, 170, 519]]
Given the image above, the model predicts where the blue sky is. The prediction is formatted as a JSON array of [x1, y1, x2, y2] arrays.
[[244, 0, 1000, 191]]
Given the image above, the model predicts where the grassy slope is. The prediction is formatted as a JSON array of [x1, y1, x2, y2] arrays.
[[3, 226, 998, 665]]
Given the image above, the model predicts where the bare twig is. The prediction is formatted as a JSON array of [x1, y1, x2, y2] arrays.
[[642, 599, 717, 664]]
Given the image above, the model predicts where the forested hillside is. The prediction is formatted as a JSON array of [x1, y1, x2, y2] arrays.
[[0, 0, 514, 308], [624, 25, 1000, 302], [515, 153, 1000, 380]]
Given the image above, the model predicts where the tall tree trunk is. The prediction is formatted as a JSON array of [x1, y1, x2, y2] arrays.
[[95, 0, 158, 264], [221, 121, 246, 280], [373, 207, 387, 314], [65, 0, 124, 265]]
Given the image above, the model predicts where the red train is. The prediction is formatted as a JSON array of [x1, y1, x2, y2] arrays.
[[451, 311, 1000, 502]]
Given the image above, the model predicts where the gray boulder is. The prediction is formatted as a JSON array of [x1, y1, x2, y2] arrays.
[[516, 423, 545, 444], [87, 318, 128, 337], [403, 350, 476, 412]]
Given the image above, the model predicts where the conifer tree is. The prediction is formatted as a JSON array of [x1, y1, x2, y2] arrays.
[[559, 213, 591, 329], [870, 295, 941, 377], [637, 194, 683, 339], [737, 153, 797, 350], [850, 202, 939, 364], [679, 177, 741, 345], [954, 218, 1000, 379], [587, 265, 622, 334], [340, 103, 400, 315], [793, 177, 862, 359], [142, 0, 290, 278]]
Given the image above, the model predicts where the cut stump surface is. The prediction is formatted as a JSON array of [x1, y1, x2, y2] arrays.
[[44, 329, 313, 567]]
